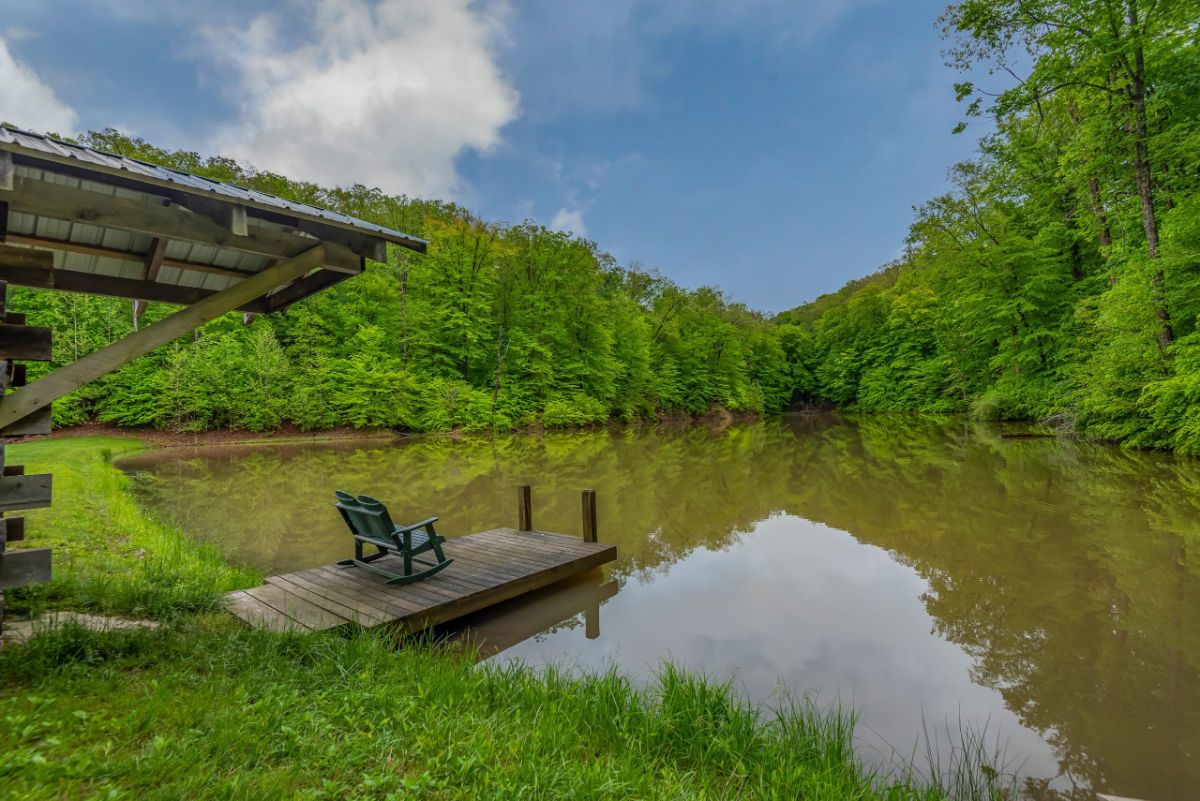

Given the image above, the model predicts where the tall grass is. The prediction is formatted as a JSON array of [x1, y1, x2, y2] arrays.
[[0, 621, 991, 801], [6, 436, 259, 618]]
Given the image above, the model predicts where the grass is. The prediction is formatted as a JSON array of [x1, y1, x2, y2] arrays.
[[5, 436, 259, 619], [0, 436, 1007, 800]]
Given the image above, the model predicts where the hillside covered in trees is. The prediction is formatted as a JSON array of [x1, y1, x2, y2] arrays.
[[779, 0, 1200, 454], [14, 0, 1200, 456], [14, 130, 801, 434]]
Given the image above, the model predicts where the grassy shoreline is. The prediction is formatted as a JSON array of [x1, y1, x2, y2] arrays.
[[1, 436, 995, 800]]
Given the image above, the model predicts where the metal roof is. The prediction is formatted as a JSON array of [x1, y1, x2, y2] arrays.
[[0, 126, 427, 252]]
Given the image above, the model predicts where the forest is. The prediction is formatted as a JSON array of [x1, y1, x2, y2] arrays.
[[779, 0, 1200, 453], [13, 0, 1200, 455], [15, 132, 798, 434]]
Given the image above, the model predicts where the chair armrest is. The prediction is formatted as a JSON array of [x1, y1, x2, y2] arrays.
[[394, 517, 439, 534], [353, 533, 397, 551]]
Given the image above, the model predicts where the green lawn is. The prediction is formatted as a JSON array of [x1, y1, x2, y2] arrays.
[[0, 437, 992, 800]]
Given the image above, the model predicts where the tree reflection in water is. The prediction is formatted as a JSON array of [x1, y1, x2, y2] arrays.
[[122, 415, 1200, 800]]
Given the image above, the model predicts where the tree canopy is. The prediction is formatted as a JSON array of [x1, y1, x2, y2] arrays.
[[778, 0, 1200, 454]]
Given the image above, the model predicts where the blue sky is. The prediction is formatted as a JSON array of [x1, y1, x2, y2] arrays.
[[0, 0, 985, 312]]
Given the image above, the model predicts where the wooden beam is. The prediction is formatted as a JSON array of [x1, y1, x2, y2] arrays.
[[0, 243, 53, 275], [0, 260, 271, 314], [227, 205, 249, 237], [0, 406, 50, 437], [0, 473, 52, 513], [0, 547, 51, 590], [0, 324, 52, 361], [1, 176, 361, 272], [5, 233, 256, 279], [179, 196, 250, 237], [142, 236, 166, 281], [267, 268, 353, 311], [0, 245, 325, 431], [0, 152, 12, 192]]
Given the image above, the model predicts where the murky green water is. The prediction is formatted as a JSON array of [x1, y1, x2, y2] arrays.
[[120, 415, 1200, 800]]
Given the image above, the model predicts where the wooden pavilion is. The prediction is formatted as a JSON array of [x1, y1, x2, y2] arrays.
[[0, 126, 428, 627]]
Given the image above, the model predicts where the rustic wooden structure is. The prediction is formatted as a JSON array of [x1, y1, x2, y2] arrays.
[[227, 488, 615, 635], [0, 126, 427, 631], [226, 527, 616, 633]]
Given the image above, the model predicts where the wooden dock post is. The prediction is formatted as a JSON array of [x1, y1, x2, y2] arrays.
[[518, 484, 532, 531], [581, 489, 597, 543]]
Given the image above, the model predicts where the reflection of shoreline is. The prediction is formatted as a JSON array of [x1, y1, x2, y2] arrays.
[[121, 415, 1200, 801], [440, 570, 619, 659]]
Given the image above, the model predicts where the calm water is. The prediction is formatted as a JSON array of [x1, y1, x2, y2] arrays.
[[119, 415, 1200, 800]]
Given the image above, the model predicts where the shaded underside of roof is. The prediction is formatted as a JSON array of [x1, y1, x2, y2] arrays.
[[0, 126, 430, 313], [0, 126, 427, 252]]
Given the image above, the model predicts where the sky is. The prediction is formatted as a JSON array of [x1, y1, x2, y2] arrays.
[[0, 0, 987, 313]]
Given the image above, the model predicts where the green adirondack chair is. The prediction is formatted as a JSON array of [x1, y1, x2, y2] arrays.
[[334, 491, 453, 585]]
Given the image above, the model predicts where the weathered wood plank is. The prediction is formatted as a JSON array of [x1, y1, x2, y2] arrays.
[[225, 590, 310, 633], [0, 323, 52, 361], [0, 473, 51, 512], [0, 406, 51, 437], [244, 583, 349, 630], [0, 243, 54, 277], [266, 574, 389, 626], [0, 547, 51, 590], [307, 566, 428, 616], [0, 516, 25, 543]]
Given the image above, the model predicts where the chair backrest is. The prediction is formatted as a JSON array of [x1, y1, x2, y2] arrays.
[[335, 490, 396, 540]]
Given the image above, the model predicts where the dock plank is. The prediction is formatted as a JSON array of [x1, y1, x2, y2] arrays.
[[225, 528, 617, 634]]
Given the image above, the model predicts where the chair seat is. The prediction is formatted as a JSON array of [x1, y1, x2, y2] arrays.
[[353, 528, 432, 551]]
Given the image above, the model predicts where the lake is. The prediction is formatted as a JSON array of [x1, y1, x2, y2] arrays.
[[119, 414, 1200, 801]]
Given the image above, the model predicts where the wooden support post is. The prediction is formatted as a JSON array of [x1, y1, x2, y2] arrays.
[[518, 484, 532, 532], [0, 245, 325, 433], [0, 278, 53, 631], [582, 489, 597, 543]]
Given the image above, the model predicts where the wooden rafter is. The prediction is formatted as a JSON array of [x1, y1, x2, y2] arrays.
[[4, 233, 256, 279], [1, 176, 362, 273], [0, 245, 326, 433], [0, 245, 273, 313]]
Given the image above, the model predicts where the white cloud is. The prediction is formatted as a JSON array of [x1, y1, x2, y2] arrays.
[[206, 0, 519, 198], [0, 34, 78, 133], [550, 207, 586, 237]]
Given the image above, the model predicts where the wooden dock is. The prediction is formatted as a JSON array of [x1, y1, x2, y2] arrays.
[[225, 528, 617, 633]]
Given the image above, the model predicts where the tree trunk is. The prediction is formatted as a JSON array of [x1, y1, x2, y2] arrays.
[[1086, 177, 1112, 250], [1126, 0, 1173, 346]]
